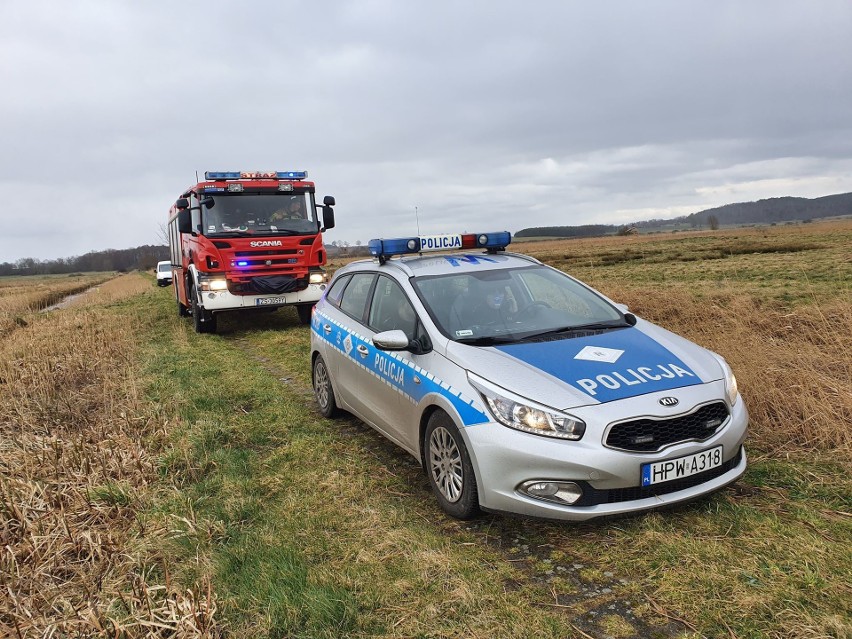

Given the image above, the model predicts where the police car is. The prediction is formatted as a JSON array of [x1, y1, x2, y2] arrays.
[[310, 232, 747, 520]]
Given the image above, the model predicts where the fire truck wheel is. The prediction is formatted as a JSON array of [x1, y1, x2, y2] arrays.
[[296, 304, 313, 325], [191, 289, 217, 334], [177, 295, 190, 317]]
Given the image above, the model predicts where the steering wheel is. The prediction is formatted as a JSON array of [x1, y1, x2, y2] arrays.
[[513, 301, 551, 320]]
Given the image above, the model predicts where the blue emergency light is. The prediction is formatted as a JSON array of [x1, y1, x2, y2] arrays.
[[204, 171, 308, 180], [369, 231, 511, 263]]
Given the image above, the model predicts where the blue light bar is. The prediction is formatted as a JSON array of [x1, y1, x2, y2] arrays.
[[205, 171, 241, 180], [204, 170, 308, 181], [369, 231, 512, 262]]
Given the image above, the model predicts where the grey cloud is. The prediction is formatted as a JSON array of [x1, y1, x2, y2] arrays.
[[1, 0, 851, 260]]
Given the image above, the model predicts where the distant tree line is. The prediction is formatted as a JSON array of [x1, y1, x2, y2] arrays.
[[0, 245, 169, 276], [515, 224, 618, 239]]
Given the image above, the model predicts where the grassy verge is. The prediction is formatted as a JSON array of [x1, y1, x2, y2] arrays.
[[137, 221, 851, 639]]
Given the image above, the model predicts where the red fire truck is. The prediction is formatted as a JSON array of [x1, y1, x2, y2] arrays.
[[167, 170, 335, 333]]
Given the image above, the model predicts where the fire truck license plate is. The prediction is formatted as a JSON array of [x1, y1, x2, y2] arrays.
[[641, 446, 723, 486], [256, 297, 288, 306]]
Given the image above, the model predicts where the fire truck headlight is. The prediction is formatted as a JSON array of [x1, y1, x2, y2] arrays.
[[208, 279, 228, 291], [309, 271, 329, 285]]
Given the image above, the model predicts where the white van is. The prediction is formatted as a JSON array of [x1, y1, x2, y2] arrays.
[[156, 261, 173, 287]]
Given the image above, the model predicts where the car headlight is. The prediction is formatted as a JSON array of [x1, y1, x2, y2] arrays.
[[713, 354, 739, 406], [469, 375, 585, 440]]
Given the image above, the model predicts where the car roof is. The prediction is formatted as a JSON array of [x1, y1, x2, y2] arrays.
[[339, 251, 542, 280]]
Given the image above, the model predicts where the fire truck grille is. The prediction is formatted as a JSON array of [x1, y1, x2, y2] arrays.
[[234, 249, 299, 257], [234, 258, 300, 267], [605, 402, 730, 452]]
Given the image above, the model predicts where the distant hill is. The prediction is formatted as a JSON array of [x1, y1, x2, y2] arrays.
[[515, 192, 852, 239]]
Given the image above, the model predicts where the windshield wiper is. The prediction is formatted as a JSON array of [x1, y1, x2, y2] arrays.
[[268, 229, 306, 236], [519, 320, 631, 341], [455, 335, 519, 346]]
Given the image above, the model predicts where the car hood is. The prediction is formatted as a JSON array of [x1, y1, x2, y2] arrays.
[[445, 322, 724, 409]]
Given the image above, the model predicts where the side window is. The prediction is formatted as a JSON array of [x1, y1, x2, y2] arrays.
[[339, 273, 375, 322], [368, 276, 418, 339], [324, 274, 351, 308], [189, 193, 201, 234]]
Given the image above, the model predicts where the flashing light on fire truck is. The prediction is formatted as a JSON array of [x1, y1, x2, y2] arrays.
[[204, 171, 309, 181], [368, 231, 511, 263]]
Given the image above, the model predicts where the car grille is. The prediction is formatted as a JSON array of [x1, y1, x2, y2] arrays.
[[605, 402, 730, 452], [574, 446, 743, 507]]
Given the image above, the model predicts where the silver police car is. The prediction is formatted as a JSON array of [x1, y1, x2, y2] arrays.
[[310, 232, 747, 520]]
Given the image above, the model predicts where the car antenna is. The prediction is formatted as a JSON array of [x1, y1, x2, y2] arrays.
[[415, 206, 423, 255]]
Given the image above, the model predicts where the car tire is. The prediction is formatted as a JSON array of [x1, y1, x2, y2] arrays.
[[424, 411, 480, 519], [296, 303, 313, 325], [313, 355, 339, 418]]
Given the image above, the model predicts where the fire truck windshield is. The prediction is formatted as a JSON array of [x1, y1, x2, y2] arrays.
[[201, 193, 318, 237]]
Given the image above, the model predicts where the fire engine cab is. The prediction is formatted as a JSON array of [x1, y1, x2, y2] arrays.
[[167, 170, 336, 333]]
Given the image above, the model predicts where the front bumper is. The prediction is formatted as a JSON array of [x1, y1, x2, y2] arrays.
[[198, 283, 327, 311], [465, 386, 748, 521]]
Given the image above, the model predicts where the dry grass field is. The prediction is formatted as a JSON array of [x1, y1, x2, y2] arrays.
[[0, 273, 114, 337], [1, 220, 850, 639], [0, 274, 218, 637]]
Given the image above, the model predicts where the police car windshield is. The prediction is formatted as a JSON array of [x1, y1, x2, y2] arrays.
[[200, 193, 318, 237], [413, 265, 625, 343]]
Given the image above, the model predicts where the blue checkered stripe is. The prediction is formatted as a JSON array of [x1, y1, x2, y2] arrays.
[[313, 311, 489, 426]]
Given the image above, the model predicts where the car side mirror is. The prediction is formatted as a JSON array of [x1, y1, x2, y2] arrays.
[[321, 205, 335, 231], [373, 329, 410, 351], [177, 208, 192, 234], [625, 312, 637, 326]]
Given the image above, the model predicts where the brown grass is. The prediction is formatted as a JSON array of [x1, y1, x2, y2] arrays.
[[0, 273, 219, 637]]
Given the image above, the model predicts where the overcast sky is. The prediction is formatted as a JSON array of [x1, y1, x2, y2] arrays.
[[2, 1, 851, 262]]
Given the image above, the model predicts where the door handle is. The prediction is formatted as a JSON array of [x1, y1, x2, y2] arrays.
[[323, 324, 332, 334], [356, 345, 369, 358]]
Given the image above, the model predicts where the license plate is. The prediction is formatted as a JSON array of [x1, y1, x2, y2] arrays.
[[256, 296, 288, 306], [641, 446, 723, 486]]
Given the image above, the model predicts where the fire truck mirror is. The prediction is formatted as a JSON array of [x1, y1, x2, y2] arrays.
[[202, 197, 215, 209], [177, 209, 192, 234], [175, 198, 189, 210], [323, 195, 336, 207], [321, 205, 335, 231]]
